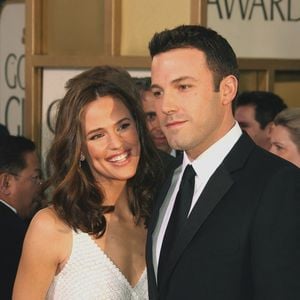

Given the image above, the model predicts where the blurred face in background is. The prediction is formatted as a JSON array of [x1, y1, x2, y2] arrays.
[[11, 151, 41, 219], [141, 90, 171, 154], [269, 124, 300, 168], [234, 104, 271, 150]]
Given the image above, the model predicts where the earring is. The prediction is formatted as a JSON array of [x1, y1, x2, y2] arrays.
[[79, 153, 85, 168], [80, 153, 85, 161]]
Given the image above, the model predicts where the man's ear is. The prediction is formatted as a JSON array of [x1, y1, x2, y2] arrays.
[[0, 173, 12, 195], [265, 121, 274, 136], [220, 75, 238, 105]]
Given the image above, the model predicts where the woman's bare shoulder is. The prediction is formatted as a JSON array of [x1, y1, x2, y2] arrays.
[[27, 207, 72, 248]]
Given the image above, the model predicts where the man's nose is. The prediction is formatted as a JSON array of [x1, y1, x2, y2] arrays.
[[160, 90, 178, 115]]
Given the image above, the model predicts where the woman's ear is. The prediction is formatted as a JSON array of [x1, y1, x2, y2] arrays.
[[0, 173, 12, 195], [220, 75, 238, 105]]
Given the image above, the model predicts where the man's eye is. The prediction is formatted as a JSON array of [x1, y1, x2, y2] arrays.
[[146, 113, 156, 122], [178, 84, 191, 90], [152, 89, 163, 98]]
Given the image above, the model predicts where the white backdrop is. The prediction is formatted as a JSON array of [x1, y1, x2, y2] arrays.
[[207, 0, 300, 59], [0, 2, 25, 135]]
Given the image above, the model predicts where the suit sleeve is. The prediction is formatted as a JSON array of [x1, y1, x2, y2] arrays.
[[252, 166, 300, 299]]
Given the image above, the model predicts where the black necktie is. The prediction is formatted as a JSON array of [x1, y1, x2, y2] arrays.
[[158, 164, 196, 278]]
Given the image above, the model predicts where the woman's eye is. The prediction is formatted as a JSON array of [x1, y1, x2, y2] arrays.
[[118, 122, 130, 131], [90, 133, 104, 140]]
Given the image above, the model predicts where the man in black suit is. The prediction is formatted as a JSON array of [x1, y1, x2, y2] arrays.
[[146, 25, 300, 299], [0, 135, 41, 299], [234, 91, 287, 150]]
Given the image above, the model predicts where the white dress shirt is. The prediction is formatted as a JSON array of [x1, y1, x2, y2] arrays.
[[153, 122, 242, 277]]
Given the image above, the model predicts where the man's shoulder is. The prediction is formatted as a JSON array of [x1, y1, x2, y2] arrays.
[[252, 143, 298, 171], [0, 202, 19, 221], [223, 133, 299, 181], [0, 203, 27, 242], [157, 149, 177, 171]]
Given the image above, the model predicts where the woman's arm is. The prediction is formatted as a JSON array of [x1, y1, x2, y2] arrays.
[[13, 207, 72, 299]]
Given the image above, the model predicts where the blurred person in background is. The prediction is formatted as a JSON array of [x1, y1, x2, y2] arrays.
[[0, 123, 10, 136], [134, 77, 174, 156], [0, 135, 41, 300], [269, 107, 300, 167], [234, 91, 287, 150]]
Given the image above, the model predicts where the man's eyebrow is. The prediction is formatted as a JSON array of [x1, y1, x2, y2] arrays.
[[151, 76, 197, 89], [171, 76, 197, 84], [150, 84, 162, 90]]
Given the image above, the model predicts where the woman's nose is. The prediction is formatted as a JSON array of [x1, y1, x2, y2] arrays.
[[108, 132, 123, 149]]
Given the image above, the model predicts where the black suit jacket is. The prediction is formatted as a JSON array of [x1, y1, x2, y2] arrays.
[[157, 149, 176, 172], [0, 202, 28, 300], [146, 133, 300, 300]]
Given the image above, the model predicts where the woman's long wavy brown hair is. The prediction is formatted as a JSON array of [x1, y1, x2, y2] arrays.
[[45, 66, 164, 236]]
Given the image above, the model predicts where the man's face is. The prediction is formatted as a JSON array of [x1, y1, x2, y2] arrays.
[[141, 90, 171, 153], [234, 104, 270, 150], [12, 151, 41, 219], [151, 48, 236, 160]]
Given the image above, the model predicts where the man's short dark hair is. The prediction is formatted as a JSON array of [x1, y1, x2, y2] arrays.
[[0, 135, 36, 174], [148, 25, 239, 91], [235, 91, 287, 129]]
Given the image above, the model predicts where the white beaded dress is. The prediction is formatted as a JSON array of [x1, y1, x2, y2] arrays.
[[46, 230, 148, 300]]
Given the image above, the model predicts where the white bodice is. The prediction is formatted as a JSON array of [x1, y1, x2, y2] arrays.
[[46, 230, 148, 300]]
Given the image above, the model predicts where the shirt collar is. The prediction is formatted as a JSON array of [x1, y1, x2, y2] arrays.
[[0, 199, 17, 214], [182, 122, 242, 178]]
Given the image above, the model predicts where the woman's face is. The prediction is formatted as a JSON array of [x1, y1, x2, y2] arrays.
[[82, 96, 141, 183], [269, 124, 300, 168]]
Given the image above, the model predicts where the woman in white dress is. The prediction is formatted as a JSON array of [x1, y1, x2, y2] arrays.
[[13, 66, 165, 299]]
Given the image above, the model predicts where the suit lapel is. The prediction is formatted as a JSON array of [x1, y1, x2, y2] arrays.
[[158, 133, 256, 288], [159, 165, 233, 287]]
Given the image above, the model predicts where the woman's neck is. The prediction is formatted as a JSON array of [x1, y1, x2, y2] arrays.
[[101, 180, 133, 220]]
